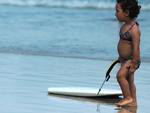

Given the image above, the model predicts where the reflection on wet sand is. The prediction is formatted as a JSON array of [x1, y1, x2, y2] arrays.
[[116, 106, 137, 113], [48, 94, 122, 113], [48, 93, 121, 105], [48, 94, 137, 113]]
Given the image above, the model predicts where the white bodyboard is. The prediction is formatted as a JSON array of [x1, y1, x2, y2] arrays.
[[48, 87, 122, 97]]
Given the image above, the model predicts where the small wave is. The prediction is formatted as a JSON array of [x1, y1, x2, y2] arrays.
[[141, 4, 150, 10], [0, 0, 149, 10], [0, 46, 116, 61], [0, 0, 115, 9], [0, 47, 149, 63]]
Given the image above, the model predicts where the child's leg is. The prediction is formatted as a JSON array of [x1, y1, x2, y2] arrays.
[[116, 60, 133, 106], [126, 73, 137, 106]]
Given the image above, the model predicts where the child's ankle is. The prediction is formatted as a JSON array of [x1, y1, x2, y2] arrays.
[[126, 97, 133, 100]]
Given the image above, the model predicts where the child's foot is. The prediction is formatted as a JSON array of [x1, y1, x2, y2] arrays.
[[126, 101, 137, 107], [116, 98, 133, 107]]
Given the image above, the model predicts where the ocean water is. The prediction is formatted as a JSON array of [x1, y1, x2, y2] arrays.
[[0, 0, 150, 113], [0, 0, 150, 61]]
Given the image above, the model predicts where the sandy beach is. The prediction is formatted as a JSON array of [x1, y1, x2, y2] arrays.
[[0, 53, 149, 113]]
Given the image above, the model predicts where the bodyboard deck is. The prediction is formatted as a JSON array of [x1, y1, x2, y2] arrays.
[[48, 87, 122, 97]]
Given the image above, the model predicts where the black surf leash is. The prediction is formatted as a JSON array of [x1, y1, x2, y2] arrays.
[[97, 60, 120, 95]]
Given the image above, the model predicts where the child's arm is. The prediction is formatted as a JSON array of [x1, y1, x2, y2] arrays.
[[130, 25, 141, 72]]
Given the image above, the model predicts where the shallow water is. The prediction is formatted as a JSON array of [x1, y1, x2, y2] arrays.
[[0, 53, 150, 113]]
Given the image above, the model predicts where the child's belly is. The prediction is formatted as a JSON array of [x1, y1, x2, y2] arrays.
[[117, 40, 132, 59]]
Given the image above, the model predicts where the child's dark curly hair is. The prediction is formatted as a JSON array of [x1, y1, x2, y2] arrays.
[[116, 0, 141, 19]]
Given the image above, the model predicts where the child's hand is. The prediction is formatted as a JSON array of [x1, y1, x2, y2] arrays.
[[129, 62, 136, 73]]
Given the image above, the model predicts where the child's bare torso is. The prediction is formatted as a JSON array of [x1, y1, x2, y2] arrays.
[[118, 39, 132, 62], [117, 22, 138, 62]]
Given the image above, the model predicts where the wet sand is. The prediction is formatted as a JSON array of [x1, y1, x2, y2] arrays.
[[0, 53, 149, 113]]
